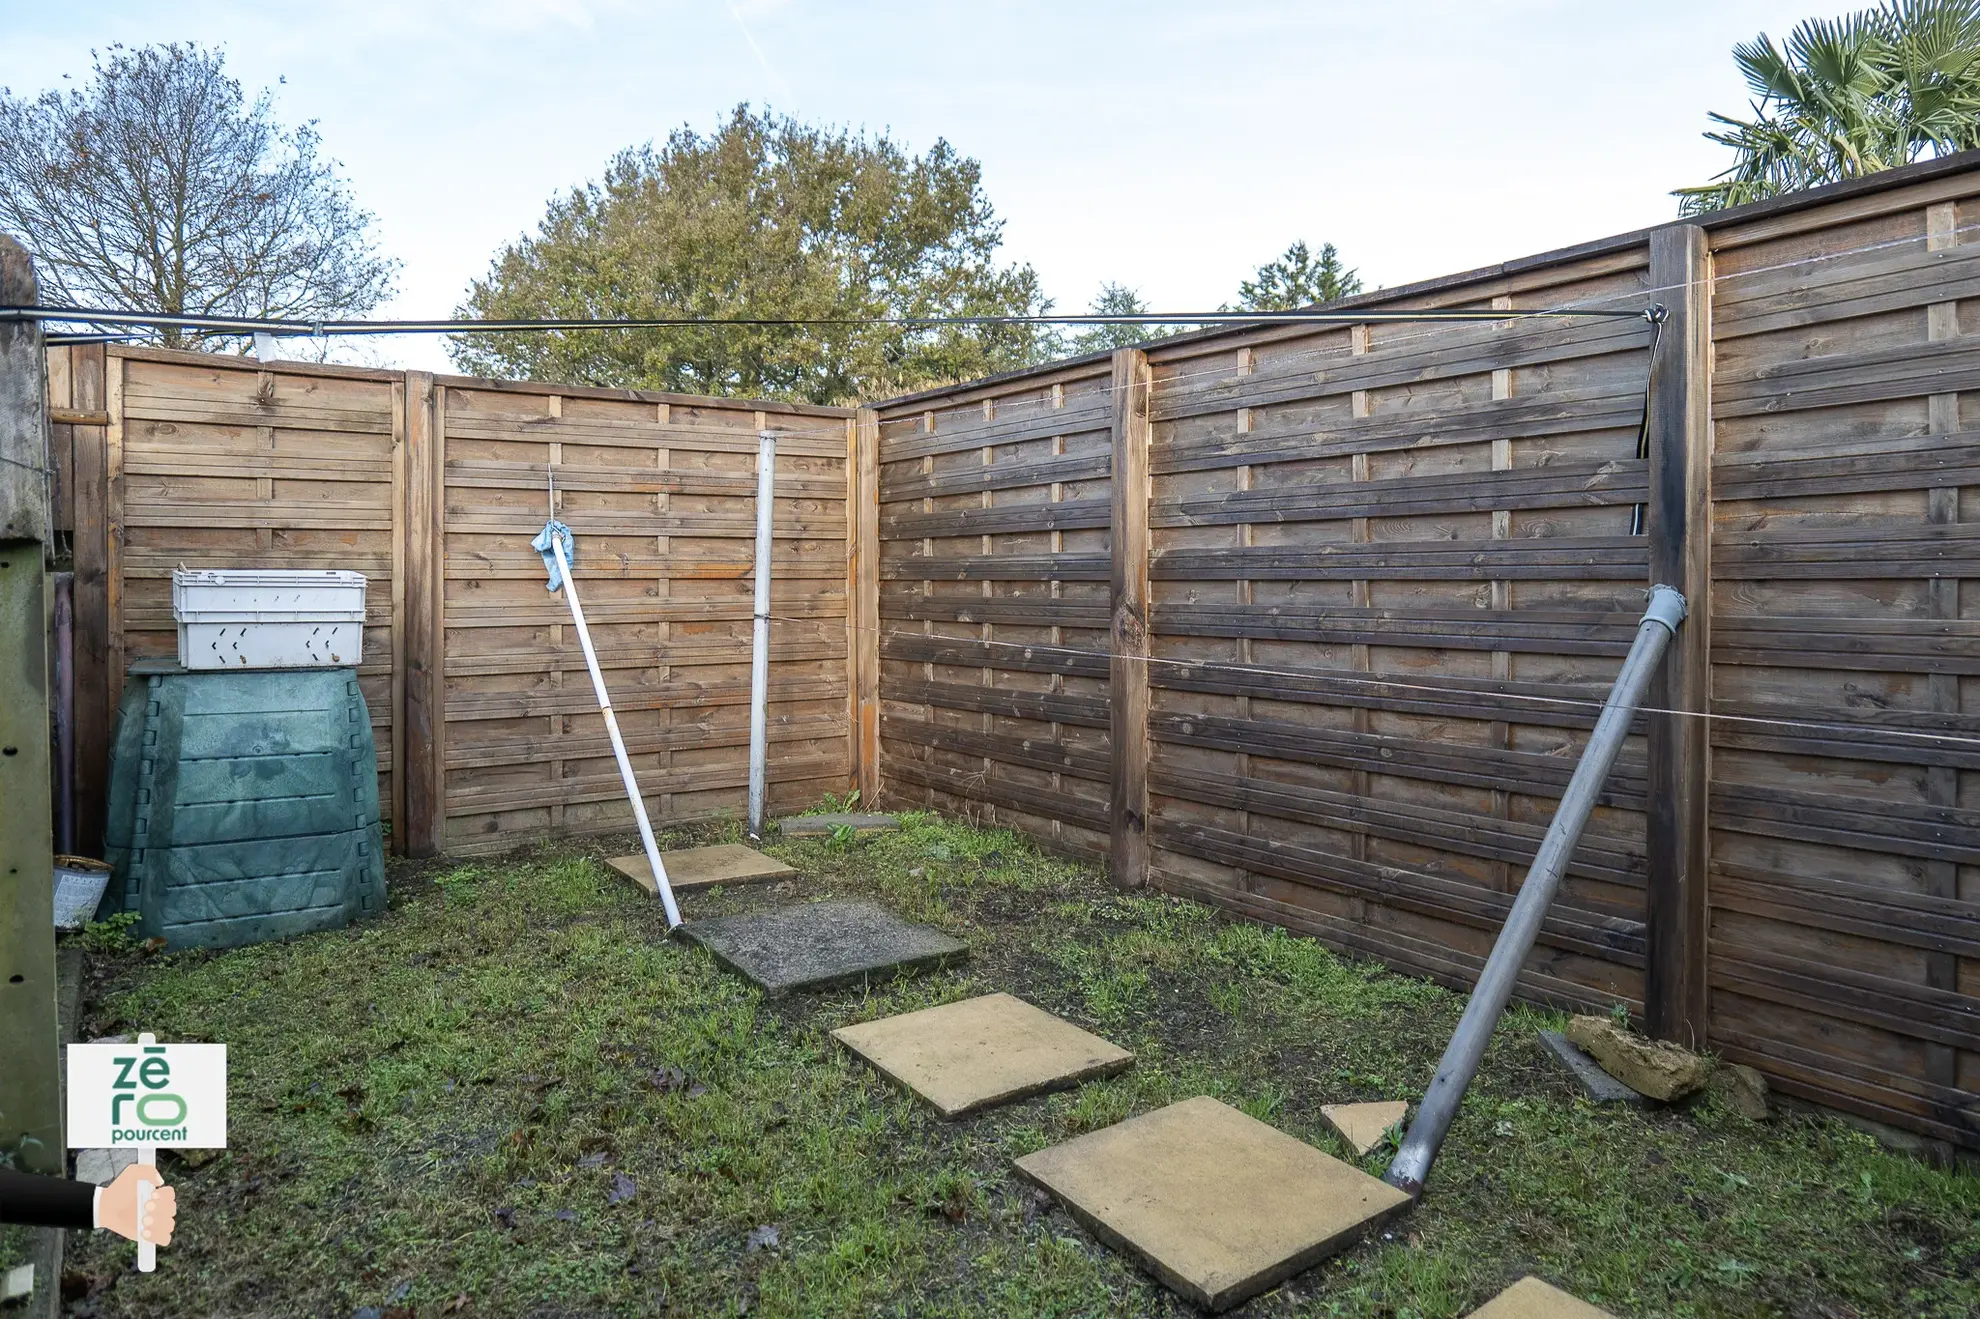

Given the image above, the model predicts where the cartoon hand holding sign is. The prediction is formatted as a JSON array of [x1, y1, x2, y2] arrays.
[[66, 1033, 226, 1271]]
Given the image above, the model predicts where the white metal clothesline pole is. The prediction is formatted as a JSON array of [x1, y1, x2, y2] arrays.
[[134, 1145, 155, 1271], [547, 529, 683, 929], [746, 429, 776, 840]]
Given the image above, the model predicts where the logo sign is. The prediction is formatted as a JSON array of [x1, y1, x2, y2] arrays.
[[67, 1037, 227, 1150]]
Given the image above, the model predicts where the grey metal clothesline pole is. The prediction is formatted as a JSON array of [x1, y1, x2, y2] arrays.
[[1385, 584, 1688, 1197]]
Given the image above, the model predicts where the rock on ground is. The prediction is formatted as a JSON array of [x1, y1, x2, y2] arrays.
[[1563, 1015, 1711, 1102], [1711, 1062, 1770, 1119]]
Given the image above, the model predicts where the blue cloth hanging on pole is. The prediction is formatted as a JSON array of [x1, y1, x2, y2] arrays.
[[532, 520, 576, 592]]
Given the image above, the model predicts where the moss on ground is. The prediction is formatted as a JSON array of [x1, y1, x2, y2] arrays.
[[57, 812, 1980, 1318]]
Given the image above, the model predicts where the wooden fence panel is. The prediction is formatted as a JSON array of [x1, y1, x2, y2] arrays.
[[1140, 258, 1660, 1016], [874, 363, 1117, 860], [432, 380, 855, 854], [1704, 175, 1980, 1147], [861, 154, 1980, 1153], [107, 349, 403, 827], [48, 347, 860, 862]]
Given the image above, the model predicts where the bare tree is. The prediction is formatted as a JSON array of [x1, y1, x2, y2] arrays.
[[0, 44, 396, 350]]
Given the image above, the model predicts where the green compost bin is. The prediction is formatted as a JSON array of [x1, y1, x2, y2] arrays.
[[100, 661, 387, 950]]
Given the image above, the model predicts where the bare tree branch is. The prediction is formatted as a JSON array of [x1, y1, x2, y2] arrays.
[[0, 43, 397, 350]]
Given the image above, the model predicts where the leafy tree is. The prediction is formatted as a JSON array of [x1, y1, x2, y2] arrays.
[[451, 105, 1054, 404], [1677, 0, 1980, 215], [1068, 282, 1161, 355], [0, 44, 396, 350], [1233, 240, 1363, 311]]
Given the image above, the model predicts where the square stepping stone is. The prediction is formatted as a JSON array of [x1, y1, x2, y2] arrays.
[[607, 844, 794, 895], [1320, 1100, 1407, 1156], [1468, 1275, 1617, 1318], [779, 813, 899, 837], [681, 899, 964, 996], [1538, 1030, 1646, 1105], [1014, 1095, 1412, 1312], [832, 992, 1133, 1117]]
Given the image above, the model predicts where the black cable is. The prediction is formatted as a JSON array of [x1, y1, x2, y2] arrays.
[[1628, 308, 1668, 537], [2, 302, 1664, 338]]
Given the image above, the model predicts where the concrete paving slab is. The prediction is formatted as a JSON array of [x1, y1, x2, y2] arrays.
[[607, 844, 794, 895], [1467, 1275, 1617, 1318], [682, 899, 964, 996], [1014, 1095, 1412, 1311], [1320, 1100, 1408, 1156], [1538, 1030, 1647, 1105], [833, 992, 1133, 1117], [779, 813, 899, 837]]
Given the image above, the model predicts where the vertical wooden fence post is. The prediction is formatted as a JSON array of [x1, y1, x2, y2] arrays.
[[0, 234, 62, 1181], [1644, 223, 1713, 1047], [1108, 347, 1153, 888], [850, 407, 881, 806], [402, 371, 446, 857], [69, 344, 111, 856]]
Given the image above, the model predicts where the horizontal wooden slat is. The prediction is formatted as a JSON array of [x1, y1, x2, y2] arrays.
[[445, 674, 847, 721], [1155, 602, 1642, 656], [1713, 522, 1980, 578], [880, 595, 1110, 628], [1709, 862, 1980, 959], [1713, 333, 1980, 418], [880, 630, 1110, 679], [877, 400, 1112, 464], [1152, 383, 1646, 475], [1154, 537, 1647, 581], [1152, 709, 1647, 808], [1709, 945, 1980, 1052], [885, 755, 1112, 830], [446, 752, 847, 817], [1151, 766, 1644, 887], [1152, 459, 1646, 528], [881, 676, 1110, 728], [880, 498, 1113, 539], [880, 552, 1111, 582], [881, 715, 1110, 782], [879, 451, 1110, 500]]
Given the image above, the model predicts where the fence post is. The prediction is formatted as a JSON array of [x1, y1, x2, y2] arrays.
[[402, 371, 446, 857], [1644, 223, 1713, 1047], [69, 344, 110, 856], [0, 234, 63, 1183], [1109, 347, 1153, 888], [850, 407, 881, 806]]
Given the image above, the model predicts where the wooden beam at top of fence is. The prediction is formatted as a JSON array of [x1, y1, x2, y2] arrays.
[[1645, 223, 1712, 1048], [852, 407, 881, 806], [402, 370, 446, 857], [1109, 347, 1153, 888]]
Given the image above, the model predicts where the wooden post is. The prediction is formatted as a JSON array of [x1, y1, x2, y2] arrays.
[[1108, 347, 1153, 888], [0, 234, 63, 1179], [850, 407, 881, 806], [402, 372, 446, 857], [68, 344, 110, 856], [1644, 224, 1712, 1047]]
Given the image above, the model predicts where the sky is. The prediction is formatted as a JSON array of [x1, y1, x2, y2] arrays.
[[0, 0, 1819, 371]]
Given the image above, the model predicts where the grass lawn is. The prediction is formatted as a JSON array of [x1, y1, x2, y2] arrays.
[[51, 811, 1980, 1318]]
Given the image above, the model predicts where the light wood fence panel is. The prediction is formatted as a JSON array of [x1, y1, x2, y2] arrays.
[[49, 347, 861, 862], [432, 379, 855, 854]]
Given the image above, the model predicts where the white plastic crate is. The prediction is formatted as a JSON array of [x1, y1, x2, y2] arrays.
[[173, 569, 367, 669]]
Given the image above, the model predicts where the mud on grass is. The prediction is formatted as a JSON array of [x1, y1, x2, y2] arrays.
[[63, 811, 1980, 1318]]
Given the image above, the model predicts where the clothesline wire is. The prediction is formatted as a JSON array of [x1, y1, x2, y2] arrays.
[[747, 611, 1980, 755]]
